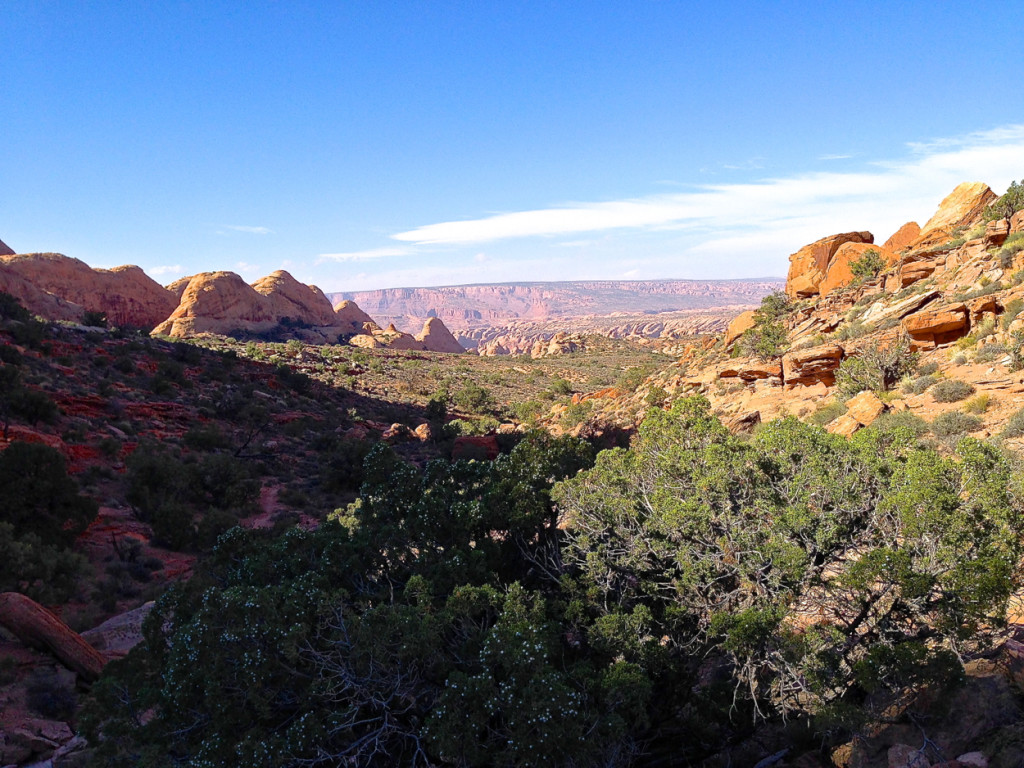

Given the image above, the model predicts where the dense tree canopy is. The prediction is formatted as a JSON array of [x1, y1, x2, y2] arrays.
[[84, 402, 1024, 766]]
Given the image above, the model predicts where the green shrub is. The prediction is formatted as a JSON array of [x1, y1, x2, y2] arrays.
[[849, 248, 886, 283], [808, 400, 847, 427], [549, 377, 573, 396], [126, 444, 257, 550], [1002, 298, 1024, 330], [453, 382, 493, 413], [1012, 331, 1024, 371], [953, 282, 1003, 303], [0, 292, 32, 322], [0, 443, 93, 601], [833, 321, 869, 341], [1001, 407, 1024, 438], [869, 409, 929, 438], [835, 335, 918, 399], [81, 310, 108, 328], [0, 442, 97, 546], [963, 393, 991, 414], [906, 374, 939, 395], [738, 291, 791, 360], [931, 379, 975, 403], [983, 179, 1024, 224], [917, 361, 939, 376], [616, 364, 657, 392], [27, 669, 77, 720], [930, 411, 982, 438], [975, 343, 1008, 363]]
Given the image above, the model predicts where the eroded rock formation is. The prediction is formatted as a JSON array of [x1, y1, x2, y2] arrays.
[[152, 269, 375, 343], [785, 232, 874, 298], [0, 252, 177, 328]]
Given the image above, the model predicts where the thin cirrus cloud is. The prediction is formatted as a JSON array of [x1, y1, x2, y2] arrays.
[[146, 264, 182, 276], [390, 125, 1024, 249], [224, 225, 274, 235], [317, 246, 412, 263]]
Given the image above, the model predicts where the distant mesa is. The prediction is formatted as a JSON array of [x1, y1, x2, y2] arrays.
[[329, 278, 784, 334]]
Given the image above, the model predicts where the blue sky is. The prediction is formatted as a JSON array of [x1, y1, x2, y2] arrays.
[[2, 1, 1024, 291]]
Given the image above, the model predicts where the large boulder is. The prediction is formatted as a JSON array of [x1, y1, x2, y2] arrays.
[[0, 252, 178, 328], [818, 242, 898, 296], [902, 303, 969, 348], [909, 182, 996, 251], [845, 390, 886, 426], [785, 232, 874, 298], [782, 343, 844, 386], [882, 221, 921, 252], [415, 317, 464, 353], [80, 601, 155, 658], [724, 309, 757, 346], [718, 360, 782, 382]]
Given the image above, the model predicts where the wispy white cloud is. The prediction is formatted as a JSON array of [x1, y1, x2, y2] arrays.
[[819, 154, 852, 161], [317, 246, 412, 263], [390, 125, 1024, 248], [146, 264, 182, 277], [225, 225, 274, 235]]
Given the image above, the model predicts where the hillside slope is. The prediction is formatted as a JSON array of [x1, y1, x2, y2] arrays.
[[566, 181, 1024, 446]]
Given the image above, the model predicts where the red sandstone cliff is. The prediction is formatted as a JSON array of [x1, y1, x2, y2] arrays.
[[0, 253, 177, 328]]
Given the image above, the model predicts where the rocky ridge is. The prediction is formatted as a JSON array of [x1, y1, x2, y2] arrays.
[[563, 181, 1024, 445], [1, 253, 178, 328], [0, 252, 465, 353]]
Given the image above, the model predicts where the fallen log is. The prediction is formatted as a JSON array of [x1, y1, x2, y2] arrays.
[[0, 592, 107, 681]]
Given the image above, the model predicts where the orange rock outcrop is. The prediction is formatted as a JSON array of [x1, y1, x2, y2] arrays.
[[153, 269, 376, 342], [332, 299, 375, 330], [901, 303, 969, 349], [908, 181, 995, 251], [252, 270, 340, 327], [724, 310, 757, 347], [0, 262, 83, 321], [818, 242, 898, 296], [0, 253, 177, 328], [349, 316, 465, 353], [781, 343, 844, 386], [785, 232, 874, 298], [882, 222, 921, 252]]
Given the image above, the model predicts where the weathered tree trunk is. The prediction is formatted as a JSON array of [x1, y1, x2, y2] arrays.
[[0, 592, 107, 681]]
